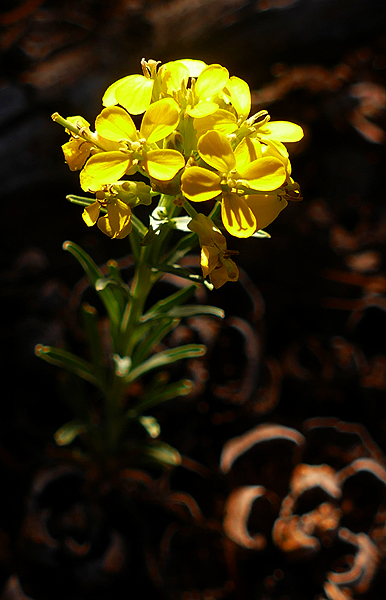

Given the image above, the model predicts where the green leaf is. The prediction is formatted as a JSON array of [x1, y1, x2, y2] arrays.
[[162, 232, 197, 264], [140, 225, 157, 246], [143, 441, 181, 466], [134, 378, 194, 413], [252, 229, 271, 238], [142, 284, 197, 321], [125, 344, 206, 383], [131, 214, 148, 238], [160, 304, 224, 319], [153, 262, 212, 288], [63, 241, 121, 330], [131, 318, 179, 367], [35, 344, 98, 385], [54, 420, 86, 446]]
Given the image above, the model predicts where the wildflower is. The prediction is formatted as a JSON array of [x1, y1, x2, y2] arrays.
[[79, 98, 185, 191], [60, 116, 95, 171], [188, 213, 239, 288], [181, 130, 286, 237], [82, 180, 152, 239], [102, 59, 160, 115]]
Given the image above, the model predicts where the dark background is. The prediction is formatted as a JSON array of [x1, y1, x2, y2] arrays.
[[1, 1, 386, 599]]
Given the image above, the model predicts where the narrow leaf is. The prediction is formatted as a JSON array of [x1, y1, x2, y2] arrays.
[[63, 241, 121, 328], [142, 284, 197, 321], [143, 442, 181, 466], [131, 318, 180, 367], [35, 344, 98, 385], [164, 304, 224, 319], [126, 344, 206, 383], [134, 378, 194, 413]]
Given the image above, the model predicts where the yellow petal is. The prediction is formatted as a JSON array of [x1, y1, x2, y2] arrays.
[[258, 121, 304, 142], [97, 214, 132, 239], [80, 151, 133, 191], [62, 138, 93, 171], [210, 259, 239, 288], [82, 202, 100, 227], [105, 200, 132, 238], [221, 193, 256, 238], [159, 61, 189, 94], [197, 130, 236, 172], [188, 213, 225, 248], [95, 107, 137, 142], [225, 76, 251, 120], [186, 101, 219, 118], [140, 98, 180, 144], [239, 157, 286, 191], [181, 166, 221, 202], [234, 137, 262, 173], [195, 64, 229, 100], [113, 75, 154, 115], [201, 245, 220, 278], [176, 59, 207, 77], [143, 149, 185, 180], [102, 76, 137, 107], [193, 109, 237, 139], [246, 194, 288, 229]]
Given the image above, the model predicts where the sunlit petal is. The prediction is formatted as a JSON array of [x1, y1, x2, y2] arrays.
[[62, 138, 93, 171], [186, 101, 219, 118], [246, 194, 288, 229], [221, 193, 256, 238], [239, 157, 286, 191], [181, 166, 222, 202], [113, 75, 154, 115], [140, 98, 180, 144], [95, 107, 137, 142], [159, 61, 189, 94], [143, 149, 185, 180], [80, 152, 133, 191], [177, 59, 207, 77], [234, 137, 262, 173], [225, 76, 251, 120], [201, 246, 220, 278], [102, 76, 138, 107], [197, 130, 236, 172], [258, 120, 304, 142], [193, 110, 237, 138], [106, 200, 132, 238], [195, 64, 229, 100], [82, 202, 100, 226]]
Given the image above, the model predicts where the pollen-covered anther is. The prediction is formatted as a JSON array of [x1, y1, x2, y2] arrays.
[[130, 140, 143, 152]]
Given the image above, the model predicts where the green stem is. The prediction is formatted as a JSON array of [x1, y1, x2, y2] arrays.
[[182, 198, 199, 219]]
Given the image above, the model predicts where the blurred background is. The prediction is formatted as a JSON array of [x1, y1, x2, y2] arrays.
[[1, 1, 386, 599]]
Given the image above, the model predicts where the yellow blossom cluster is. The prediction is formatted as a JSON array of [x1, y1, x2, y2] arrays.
[[54, 58, 303, 287]]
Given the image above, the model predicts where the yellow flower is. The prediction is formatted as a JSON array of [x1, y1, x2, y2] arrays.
[[61, 116, 94, 171], [188, 214, 239, 288], [79, 98, 185, 191], [185, 63, 230, 118], [83, 193, 132, 239], [102, 59, 160, 115], [82, 180, 152, 239], [181, 130, 286, 237]]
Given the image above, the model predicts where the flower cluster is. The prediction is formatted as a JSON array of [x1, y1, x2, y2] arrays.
[[54, 58, 303, 287]]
